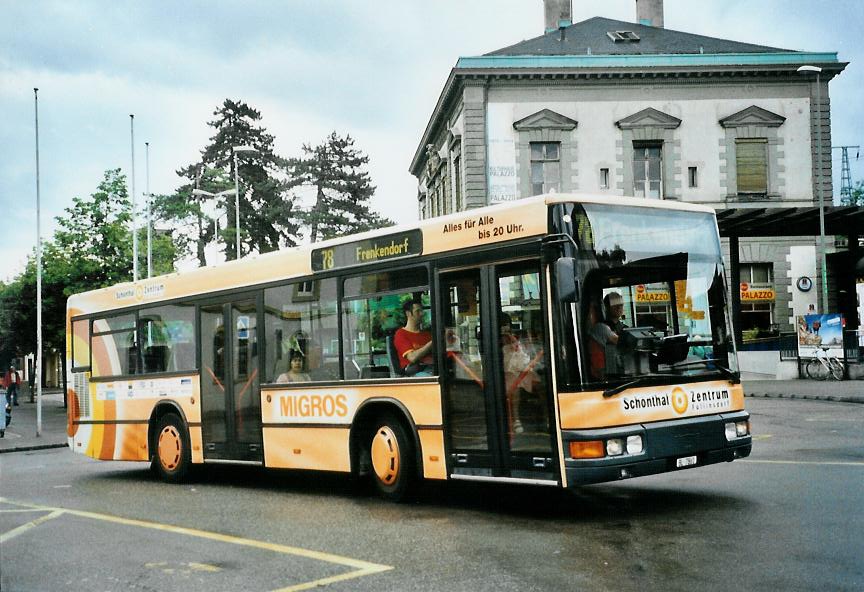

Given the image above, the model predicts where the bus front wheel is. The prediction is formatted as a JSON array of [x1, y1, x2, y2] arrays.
[[368, 414, 414, 501], [152, 413, 192, 483]]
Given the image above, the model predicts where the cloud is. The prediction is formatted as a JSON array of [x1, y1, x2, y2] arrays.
[[1, 0, 862, 282]]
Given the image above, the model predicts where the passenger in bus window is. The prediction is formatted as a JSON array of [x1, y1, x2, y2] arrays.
[[276, 351, 311, 383], [500, 314, 538, 434], [394, 299, 434, 376]]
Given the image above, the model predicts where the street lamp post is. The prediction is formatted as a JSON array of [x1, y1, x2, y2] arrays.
[[798, 65, 828, 313], [145, 141, 152, 278], [232, 145, 258, 260], [192, 188, 236, 247]]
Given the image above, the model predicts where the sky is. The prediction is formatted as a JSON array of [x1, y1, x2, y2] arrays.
[[1, 0, 862, 282]]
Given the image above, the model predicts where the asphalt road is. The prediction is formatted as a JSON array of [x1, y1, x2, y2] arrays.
[[1, 398, 861, 592]]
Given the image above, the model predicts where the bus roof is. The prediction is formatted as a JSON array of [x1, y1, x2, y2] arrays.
[[67, 194, 717, 317]]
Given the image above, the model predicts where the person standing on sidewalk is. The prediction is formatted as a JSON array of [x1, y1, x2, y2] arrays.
[[0, 402, 10, 437], [4, 366, 21, 406]]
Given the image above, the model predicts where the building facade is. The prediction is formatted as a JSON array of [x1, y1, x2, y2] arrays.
[[410, 1, 853, 353]]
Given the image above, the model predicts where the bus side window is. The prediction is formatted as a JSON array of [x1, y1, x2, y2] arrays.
[[138, 304, 196, 374], [264, 278, 337, 383], [341, 267, 432, 380]]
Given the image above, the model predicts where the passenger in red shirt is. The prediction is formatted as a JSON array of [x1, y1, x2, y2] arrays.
[[394, 299, 434, 376]]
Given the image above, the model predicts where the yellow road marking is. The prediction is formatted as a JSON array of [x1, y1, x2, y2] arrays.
[[189, 562, 222, 573], [145, 561, 224, 574], [0, 509, 64, 544], [751, 434, 772, 441], [0, 498, 392, 590], [741, 459, 864, 467]]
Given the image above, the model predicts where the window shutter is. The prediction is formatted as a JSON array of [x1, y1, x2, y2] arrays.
[[736, 139, 768, 193]]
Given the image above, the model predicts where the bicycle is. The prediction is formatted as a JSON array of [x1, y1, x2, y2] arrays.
[[805, 347, 845, 381]]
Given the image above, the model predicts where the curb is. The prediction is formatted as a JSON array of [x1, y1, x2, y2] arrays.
[[745, 392, 864, 404], [0, 443, 68, 454]]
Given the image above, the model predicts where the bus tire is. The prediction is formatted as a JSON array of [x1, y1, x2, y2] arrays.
[[152, 413, 192, 483], [368, 413, 415, 502]]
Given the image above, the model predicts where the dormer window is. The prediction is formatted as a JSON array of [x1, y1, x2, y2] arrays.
[[607, 31, 640, 42]]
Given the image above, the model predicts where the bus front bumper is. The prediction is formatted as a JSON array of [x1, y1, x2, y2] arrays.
[[562, 411, 752, 487]]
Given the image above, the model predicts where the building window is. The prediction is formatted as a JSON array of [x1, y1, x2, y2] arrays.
[[633, 143, 662, 199], [740, 263, 776, 341], [688, 166, 698, 188], [736, 139, 768, 195], [741, 263, 773, 285], [530, 142, 560, 195], [600, 168, 610, 190], [740, 303, 774, 336]]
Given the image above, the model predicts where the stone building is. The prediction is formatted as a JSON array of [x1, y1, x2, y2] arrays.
[[409, 0, 860, 367]]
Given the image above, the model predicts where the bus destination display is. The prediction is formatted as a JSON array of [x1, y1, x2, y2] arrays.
[[311, 229, 423, 271]]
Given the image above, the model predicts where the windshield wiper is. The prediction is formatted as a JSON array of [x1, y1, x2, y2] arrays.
[[602, 374, 679, 398], [671, 359, 740, 383]]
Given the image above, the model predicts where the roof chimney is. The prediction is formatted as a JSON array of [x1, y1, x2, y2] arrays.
[[636, 0, 664, 28], [544, 0, 572, 33]]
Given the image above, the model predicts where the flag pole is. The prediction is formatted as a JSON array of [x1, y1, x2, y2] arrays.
[[130, 114, 138, 282], [34, 88, 43, 437]]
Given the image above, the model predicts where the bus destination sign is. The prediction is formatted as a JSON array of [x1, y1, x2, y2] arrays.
[[311, 229, 423, 272]]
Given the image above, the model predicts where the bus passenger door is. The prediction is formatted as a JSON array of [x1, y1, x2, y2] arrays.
[[199, 295, 263, 462], [440, 261, 556, 482]]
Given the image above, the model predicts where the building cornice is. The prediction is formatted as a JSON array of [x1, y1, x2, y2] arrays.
[[456, 52, 840, 70], [409, 52, 847, 176]]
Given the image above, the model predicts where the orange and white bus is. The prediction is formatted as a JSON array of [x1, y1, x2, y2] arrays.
[[66, 194, 751, 500]]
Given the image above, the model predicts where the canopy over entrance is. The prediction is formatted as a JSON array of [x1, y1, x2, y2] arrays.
[[714, 205, 863, 346], [716, 205, 864, 238]]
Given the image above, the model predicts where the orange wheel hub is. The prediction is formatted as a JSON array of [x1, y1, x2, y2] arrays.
[[370, 426, 400, 486], [158, 425, 182, 471]]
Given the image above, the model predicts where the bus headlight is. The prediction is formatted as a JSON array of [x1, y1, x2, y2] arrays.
[[725, 420, 750, 441], [626, 435, 644, 455], [606, 439, 625, 456]]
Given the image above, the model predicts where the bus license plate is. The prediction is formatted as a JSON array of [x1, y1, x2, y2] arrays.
[[676, 455, 697, 468]]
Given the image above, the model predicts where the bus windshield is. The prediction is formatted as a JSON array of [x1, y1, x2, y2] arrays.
[[565, 203, 737, 388]]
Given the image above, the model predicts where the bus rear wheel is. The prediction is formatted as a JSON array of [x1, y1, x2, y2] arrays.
[[152, 413, 191, 483], [368, 414, 414, 502]]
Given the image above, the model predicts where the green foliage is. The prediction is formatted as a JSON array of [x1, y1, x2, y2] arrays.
[[168, 99, 301, 261], [287, 131, 394, 243], [154, 165, 230, 266], [0, 169, 178, 367], [53, 168, 134, 290], [844, 180, 864, 206]]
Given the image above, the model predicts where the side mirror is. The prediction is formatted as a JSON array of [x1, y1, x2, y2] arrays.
[[555, 257, 579, 302]]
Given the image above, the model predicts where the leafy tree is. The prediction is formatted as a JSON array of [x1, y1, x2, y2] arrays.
[[0, 169, 177, 380], [287, 131, 394, 242], [844, 180, 864, 206], [153, 165, 231, 266], [171, 99, 300, 261]]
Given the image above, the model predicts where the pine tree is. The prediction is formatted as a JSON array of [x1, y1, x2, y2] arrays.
[[155, 164, 230, 267], [287, 132, 394, 243], [197, 99, 300, 259]]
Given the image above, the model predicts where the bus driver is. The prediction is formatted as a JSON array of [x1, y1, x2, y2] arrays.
[[394, 299, 434, 376]]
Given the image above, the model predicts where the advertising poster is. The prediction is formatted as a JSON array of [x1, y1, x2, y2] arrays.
[[486, 103, 518, 203], [797, 313, 844, 359]]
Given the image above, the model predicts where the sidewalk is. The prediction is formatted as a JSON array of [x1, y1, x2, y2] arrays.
[[741, 377, 863, 404], [0, 379, 860, 455], [0, 387, 69, 454]]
